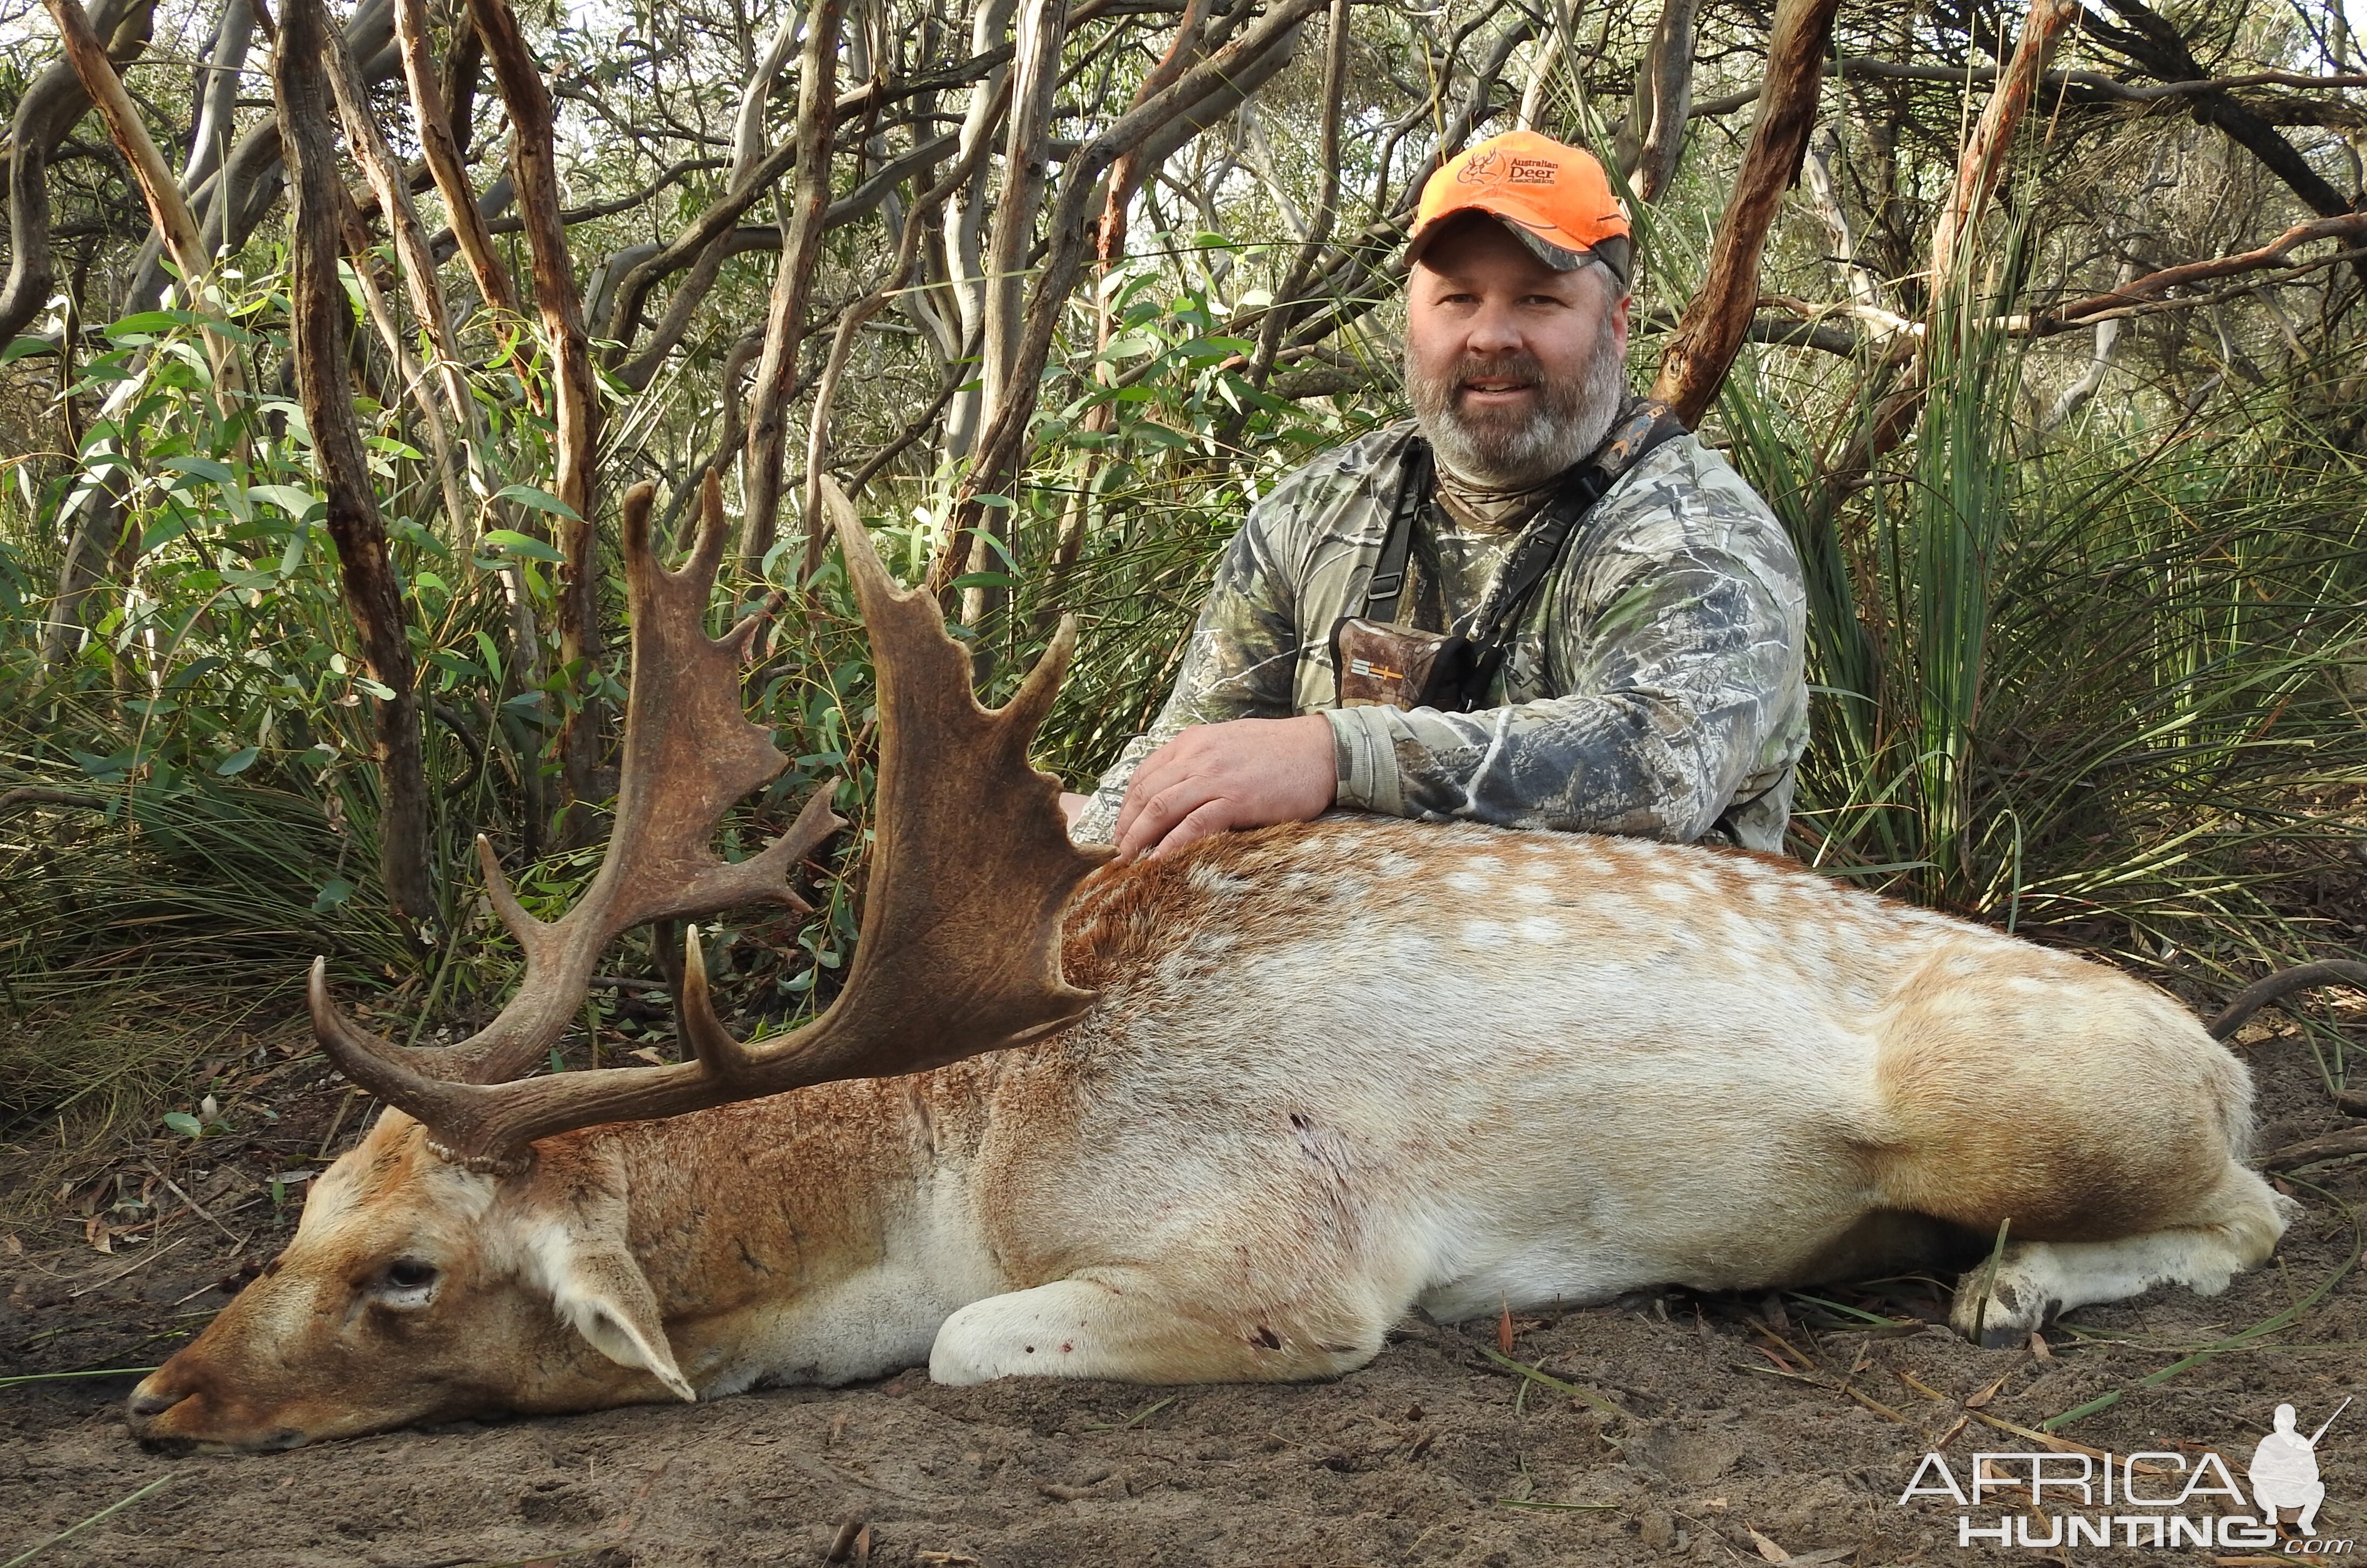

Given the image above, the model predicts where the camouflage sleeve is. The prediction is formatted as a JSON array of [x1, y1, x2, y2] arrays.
[[1068, 513, 1303, 844], [1324, 443, 1808, 845]]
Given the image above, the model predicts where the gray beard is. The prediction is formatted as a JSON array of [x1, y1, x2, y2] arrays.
[[1408, 315, 1628, 489]]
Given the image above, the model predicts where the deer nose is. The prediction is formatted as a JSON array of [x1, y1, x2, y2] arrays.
[[127, 1385, 187, 1420]]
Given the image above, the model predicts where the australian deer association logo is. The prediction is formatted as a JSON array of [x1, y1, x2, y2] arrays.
[[1897, 1398, 2351, 1552]]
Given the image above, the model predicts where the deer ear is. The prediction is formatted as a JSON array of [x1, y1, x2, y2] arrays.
[[546, 1239, 696, 1402], [523, 1184, 696, 1403]]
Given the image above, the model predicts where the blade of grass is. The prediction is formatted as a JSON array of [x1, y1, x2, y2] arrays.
[[2, 1474, 172, 1567]]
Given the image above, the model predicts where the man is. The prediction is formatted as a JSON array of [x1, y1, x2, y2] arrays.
[[1065, 130, 1809, 861]]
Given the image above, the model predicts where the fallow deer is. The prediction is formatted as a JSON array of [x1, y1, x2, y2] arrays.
[[125, 473, 2288, 1453]]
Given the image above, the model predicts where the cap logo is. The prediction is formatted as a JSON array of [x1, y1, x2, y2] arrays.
[[1455, 151, 1502, 185], [1506, 157, 1558, 184]]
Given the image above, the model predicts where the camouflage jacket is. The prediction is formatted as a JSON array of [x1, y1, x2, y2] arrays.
[[1071, 409, 1810, 853]]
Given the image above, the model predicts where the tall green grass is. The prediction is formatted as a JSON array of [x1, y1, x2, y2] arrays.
[[1723, 317, 2367, 986]]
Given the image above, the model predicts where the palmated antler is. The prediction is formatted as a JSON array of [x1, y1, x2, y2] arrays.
[[313, 475, 1110, 1168], [310, 471, 841, 1104]]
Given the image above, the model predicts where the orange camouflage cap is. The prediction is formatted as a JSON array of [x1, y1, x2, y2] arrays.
[[1408, 131, 1632, 285]]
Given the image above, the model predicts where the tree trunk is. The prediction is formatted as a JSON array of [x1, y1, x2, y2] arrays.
[[1647, 0, 1842, 427], [276, 0, 437, 924], [469, 0, 606, 842], [1629, 0, 1698, 204]]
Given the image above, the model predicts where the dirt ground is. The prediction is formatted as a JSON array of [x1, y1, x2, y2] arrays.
[[3, 1012, 2362, 1568]]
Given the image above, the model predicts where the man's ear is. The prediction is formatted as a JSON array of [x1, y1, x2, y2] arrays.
[[520, 1173, 696, 1403]]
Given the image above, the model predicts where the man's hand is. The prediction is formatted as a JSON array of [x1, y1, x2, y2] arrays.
[[1112, 714, 1337, 862]]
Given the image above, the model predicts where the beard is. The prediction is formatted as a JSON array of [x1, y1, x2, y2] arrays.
[[1408, 312, 1628, 489]]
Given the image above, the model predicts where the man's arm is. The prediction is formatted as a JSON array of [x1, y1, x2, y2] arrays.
[[1068, 516, 1306, 844], [1325, 536, 1805, 843]]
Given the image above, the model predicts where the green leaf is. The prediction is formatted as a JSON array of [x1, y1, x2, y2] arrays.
[[478, 528, 565, 563], [313, 878, 353, 912], [492, 484, 583, 522], [109, 309, 193, 338], [249, 483, 324, 522], [215, 746, 260, 775], [1100, 330, 1161, 360], [163, 1112, 203, 1137], [138, 513, 192, 557], [159, 454, 236, 485], [3, 336, 53, 364], [354, 677, 396, 701], [472, 630, 505, 683]]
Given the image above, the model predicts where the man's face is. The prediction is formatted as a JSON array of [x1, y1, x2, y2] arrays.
[[1405, 214, 1632, 488]]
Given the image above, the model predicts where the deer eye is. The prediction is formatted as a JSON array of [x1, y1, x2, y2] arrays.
[[376, 1259, 441, 1303]]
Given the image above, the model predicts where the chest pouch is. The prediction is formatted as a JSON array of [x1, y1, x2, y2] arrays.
[[1330, 405, 1682, 714]]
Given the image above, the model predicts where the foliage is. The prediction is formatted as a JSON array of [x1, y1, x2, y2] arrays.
[[4, 0, 2364, 1148]]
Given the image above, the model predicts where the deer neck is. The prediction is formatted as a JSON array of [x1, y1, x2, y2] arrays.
[[572, 1069, 1003, 1391]]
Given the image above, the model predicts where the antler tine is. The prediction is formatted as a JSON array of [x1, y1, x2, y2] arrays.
[[307, 468, 847, 1101], [361, 478, 1112, 1166]]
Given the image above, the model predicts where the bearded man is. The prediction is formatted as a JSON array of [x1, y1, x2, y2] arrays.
[[1064, 131, 1809, 860]]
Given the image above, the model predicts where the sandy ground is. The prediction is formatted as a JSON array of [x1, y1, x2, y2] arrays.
[[3, 1020, 2362, 1567]]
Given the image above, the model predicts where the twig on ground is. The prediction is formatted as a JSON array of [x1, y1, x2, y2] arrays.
[[2265, 1126, 2367, 1171], [67, 1237, 184, 1297], [315, 1086, 360, 1160], [141, 1164, 240, 1243]]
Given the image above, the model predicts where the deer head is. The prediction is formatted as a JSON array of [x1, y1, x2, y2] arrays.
[[125, 475, 1107, 1452]]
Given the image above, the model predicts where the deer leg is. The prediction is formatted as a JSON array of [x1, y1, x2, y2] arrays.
[[1947, 1160, 2288, 1346], [929, 1266, 1387, 1386]]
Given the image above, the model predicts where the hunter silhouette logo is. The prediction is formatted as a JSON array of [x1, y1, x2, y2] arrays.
[[2251, 1398, 2348, 1535], [1898, 1397, 2352, 1551]]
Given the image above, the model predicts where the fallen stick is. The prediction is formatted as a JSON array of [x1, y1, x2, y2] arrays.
[[2265, 1126, 2367, 1171]]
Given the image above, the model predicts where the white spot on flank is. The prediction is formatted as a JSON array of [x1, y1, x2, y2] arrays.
[[1462, 921, 1507, 947], [1467, 856, 1505, 874], [1513, 883, 1553, 904], [1518, 918, 1564, 943], [1445, 872, 1483, 893]]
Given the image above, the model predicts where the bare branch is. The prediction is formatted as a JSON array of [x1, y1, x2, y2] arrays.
[[395, 0, 518, 319], [1648, 0, 1843, 427], [742, 0, 847, 570], [1930, 0, 2081, 284]]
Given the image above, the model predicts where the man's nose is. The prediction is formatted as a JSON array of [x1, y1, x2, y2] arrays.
[[1465, 300, 1523, 355]]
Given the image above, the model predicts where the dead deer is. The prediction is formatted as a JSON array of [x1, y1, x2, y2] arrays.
[[125, 474, 2286, 1453]]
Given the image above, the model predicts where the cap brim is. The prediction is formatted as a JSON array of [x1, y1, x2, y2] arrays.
[[1408, 207, 1625, 286]]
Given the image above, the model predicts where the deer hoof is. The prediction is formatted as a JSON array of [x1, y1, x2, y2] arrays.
[[1948, 1268, 2054, 1347]]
